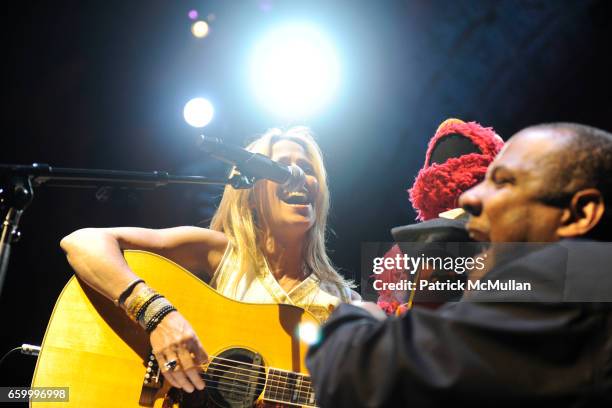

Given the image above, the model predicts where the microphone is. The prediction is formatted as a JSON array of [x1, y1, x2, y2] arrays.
[[198, 135, 306, 192]]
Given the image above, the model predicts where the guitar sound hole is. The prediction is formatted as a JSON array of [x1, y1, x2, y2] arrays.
[[180, 348, 266, 408]]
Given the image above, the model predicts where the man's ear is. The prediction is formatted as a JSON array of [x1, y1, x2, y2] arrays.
[[557, 188, 605, 238]]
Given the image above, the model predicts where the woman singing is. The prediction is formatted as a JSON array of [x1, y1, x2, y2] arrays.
[[60, 126, 359, 393]]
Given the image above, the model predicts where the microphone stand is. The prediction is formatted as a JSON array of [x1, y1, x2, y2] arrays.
[[0, 162, 249, 298]]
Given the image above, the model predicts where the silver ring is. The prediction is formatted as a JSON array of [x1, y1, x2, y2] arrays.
[[164, 359, 178, 371]]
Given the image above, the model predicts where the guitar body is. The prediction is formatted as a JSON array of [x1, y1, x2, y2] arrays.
[[31, 250, 319, 407]]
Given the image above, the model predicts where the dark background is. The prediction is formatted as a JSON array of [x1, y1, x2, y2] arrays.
[[1, 0, 611, 390]]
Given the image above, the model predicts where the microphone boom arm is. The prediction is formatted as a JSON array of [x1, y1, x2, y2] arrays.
[[0, 162, 232, 299]]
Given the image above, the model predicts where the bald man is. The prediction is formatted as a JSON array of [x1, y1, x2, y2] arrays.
[[306, 123, 612, 407]]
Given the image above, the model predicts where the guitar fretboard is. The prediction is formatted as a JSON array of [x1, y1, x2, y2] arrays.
[[263, 368, 317, 407]]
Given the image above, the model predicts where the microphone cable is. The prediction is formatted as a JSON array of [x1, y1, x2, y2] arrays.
[[0, 344, 40, 368]]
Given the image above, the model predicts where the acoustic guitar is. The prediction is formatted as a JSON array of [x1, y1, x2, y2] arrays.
[[31, 250, 320, 407]]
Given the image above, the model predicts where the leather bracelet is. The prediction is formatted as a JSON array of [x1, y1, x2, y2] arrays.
[[114, 278, 145, 307]]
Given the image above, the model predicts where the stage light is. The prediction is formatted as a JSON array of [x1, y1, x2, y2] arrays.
[[188, 10, 198, 20], [297, 322, 321, 346], [249, 23, 341, 118], [191, 20, 209, 38], [183, 98, 214, 128]]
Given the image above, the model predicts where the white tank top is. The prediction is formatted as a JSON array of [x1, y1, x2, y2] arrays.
[[210, 244, 354, 322]]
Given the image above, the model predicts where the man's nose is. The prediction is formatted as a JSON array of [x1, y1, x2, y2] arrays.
[[459, 189, 482, 217]]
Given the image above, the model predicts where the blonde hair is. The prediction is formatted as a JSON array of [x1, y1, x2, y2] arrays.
[[210, 126, 353, 289]]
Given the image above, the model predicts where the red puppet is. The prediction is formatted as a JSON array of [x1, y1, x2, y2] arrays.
[[376, 118, 504, 315]]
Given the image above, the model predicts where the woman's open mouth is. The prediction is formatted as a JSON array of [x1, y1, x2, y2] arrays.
[[281, 191, 311, 206]]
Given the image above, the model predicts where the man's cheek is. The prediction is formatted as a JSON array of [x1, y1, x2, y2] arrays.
[[496, 212, 528, 241]]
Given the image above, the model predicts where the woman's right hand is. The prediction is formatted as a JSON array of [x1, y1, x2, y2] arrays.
[[149, 311, 208, 393]]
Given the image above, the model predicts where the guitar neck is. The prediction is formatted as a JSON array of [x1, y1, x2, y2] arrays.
[[263, 368, 317, 407]]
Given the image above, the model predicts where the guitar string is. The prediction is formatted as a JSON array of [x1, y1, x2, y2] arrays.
[[158, 356, 315, 400], [185, 369, 315, 405], [205, 355, 313, 378], [200, 379, 317, 406], [198, 380, 318, 408], [161, 358, 315, 400], [202, 364, 315, 400], [194, 380, 316, 406], [203, 364, 314, 394], [203, 358, 314, 389], [157, 352, 314, 398], [200, 356, 310, 382], [204, 361, 312, 384], [199, 355, 314, 387]]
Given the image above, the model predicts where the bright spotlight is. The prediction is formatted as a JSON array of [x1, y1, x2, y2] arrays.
[[249, 23, 341, 118], [297, 322, 321, 346], [183, 98, 214, 128], [192, 21, 209, 38]]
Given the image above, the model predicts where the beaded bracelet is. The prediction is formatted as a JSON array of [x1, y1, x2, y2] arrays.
[[138, 296, 172, 328], [145, 305, 177, 333]]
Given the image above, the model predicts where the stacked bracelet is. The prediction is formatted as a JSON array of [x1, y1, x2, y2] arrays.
[[145, 305, 177, 333], [138, 296, 173, 328], [122, 283, 177, 332], [135, 294, 163, 322], [126, 287, 157, 321]]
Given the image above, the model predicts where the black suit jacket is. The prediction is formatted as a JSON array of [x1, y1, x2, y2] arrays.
[[306, 239, 612, 407]]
